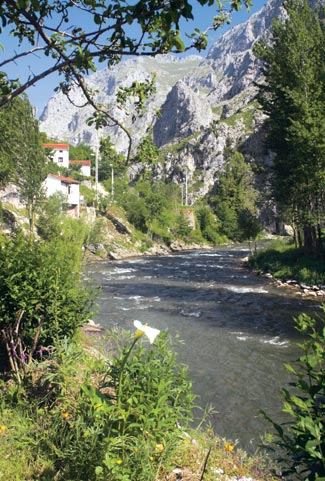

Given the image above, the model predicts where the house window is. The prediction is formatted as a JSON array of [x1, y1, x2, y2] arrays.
[[68, 185, 71, 194], [58, 156, 63, 163]]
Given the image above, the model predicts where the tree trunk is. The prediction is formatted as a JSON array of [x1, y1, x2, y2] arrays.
[[317, 223, 323, 259], [303, 225, 317, 256], [293, 226, 298, 248]]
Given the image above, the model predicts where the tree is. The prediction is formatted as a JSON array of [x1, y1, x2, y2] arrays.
[[0, 96, 21, 185], [133, 135, 162, 180], [254, 0, 325, 255], [69, 143, 94, 161], [135, 136, 161, 166], [174, 212, 193, 240], [237, 208, 263, 250], [37, 192, 66, 240], [196, 205, 223, 244], [211, 152, 259, 241], [98, 137, 125, 181], [122, 193, 149, 232], [0, 94, 47, 230], [0, 0, 252, 159]]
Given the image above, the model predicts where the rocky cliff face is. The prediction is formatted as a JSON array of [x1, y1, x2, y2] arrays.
[[40, 0, 283, 151], [39, 0, 284, 213], [153, 79, 212, 147], [40, 55, 204, 152], [202, 0, 283, 104]]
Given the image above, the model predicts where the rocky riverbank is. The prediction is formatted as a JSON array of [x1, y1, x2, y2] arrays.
[[242, 263, 325, 300], [263, 273, 325, 299], [83, 239, 214, 262]]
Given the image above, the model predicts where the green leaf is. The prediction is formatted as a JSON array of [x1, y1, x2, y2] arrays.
[[172, 35, 185, 52], [126, 14, 133, 24], [290, 395, 309, 411], [94, 13, 101, 25], [285, 363, 297, 375]]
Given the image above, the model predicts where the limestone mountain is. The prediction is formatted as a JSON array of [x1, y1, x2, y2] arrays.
[[40, 55, 206, 153], [40, 0, 283, 152], [39, 0, 284, 216]]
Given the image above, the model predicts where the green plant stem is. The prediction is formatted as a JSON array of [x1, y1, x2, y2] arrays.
[[117, 336, 139, 411]]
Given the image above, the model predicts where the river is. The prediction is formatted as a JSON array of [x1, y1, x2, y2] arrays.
[[85, 244, 322, 452]]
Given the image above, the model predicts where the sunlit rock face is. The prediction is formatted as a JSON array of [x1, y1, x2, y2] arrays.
[[153, 80, 212, 148], [39, 55, 204, 153], [39, 0, 286, 221], [40, 0, 283, 154]]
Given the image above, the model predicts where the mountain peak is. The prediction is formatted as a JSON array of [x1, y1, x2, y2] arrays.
[[39, 0, 282, 152]]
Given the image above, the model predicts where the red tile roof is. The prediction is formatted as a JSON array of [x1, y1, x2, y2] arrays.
[[47, 174, 80, 184], [43, 143, 69, 149], [69, 160, 91, 165]]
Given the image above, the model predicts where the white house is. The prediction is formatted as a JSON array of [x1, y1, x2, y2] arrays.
[[69, 159, 91, 177], [43, 143, 69, 169], [43, 143, 91, 178], [44, 174, 80, 218]]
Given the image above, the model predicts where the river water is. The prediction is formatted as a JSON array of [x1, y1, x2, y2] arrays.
[[86, 244, 322, 452]]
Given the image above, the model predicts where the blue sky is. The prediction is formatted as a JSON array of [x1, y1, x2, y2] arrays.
[[1, 0, 267, 115]]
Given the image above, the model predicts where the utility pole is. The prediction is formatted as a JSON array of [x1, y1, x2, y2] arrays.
[[95, 130, 101, 206], [185, 168, 188, 207], [110, 164, 114, 203], [95, 142, 99, 205]]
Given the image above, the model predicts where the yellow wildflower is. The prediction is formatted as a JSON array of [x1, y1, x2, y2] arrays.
[[116, 459, 123, 465], [62, 412, 69, 419], [225, 443, 234, 452], [149, 456, 154, 461], [155, 443, 164, 452], [182, 439, 188, 444], [0, 425, 6, 431]]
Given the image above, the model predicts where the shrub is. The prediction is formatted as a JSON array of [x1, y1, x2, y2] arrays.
[[262, 308, 325, 481], [23, 326, 196, 480], [174, 213, 193, 240], [196, 205, 225, 244], [0, 232, 96, 376], [0, 326, 276, 481], [248, 242, 325, 285]]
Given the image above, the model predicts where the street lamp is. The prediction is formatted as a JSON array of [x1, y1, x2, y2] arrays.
[[110, 164, 114, 202]]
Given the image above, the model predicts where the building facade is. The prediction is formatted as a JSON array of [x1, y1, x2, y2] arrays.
[[44, 174, 80, 218]]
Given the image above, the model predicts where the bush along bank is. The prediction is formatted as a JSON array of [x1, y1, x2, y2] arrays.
[[0, 323, 276, 481], [1, 229, 324, 481], [2, 310, 325, 481], [247, 240, 325, 298]]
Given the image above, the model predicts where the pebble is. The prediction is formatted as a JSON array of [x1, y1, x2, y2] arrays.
[[263, 274, 325, 299]]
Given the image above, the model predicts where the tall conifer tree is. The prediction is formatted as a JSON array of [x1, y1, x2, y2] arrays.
[[255, 0, 325, 255], [0, 95, 47, 230]]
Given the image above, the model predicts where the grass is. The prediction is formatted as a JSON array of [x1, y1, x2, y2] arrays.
[[0, 410, 276, 481], [248, 239, 325, 285], [162, 132, 202, 153], [0, 330, 276, 481], [164, 430, 276, 481], [0, 407, 276, 481], [220, 106, 255, 132], [0, 409, 54, 480]]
